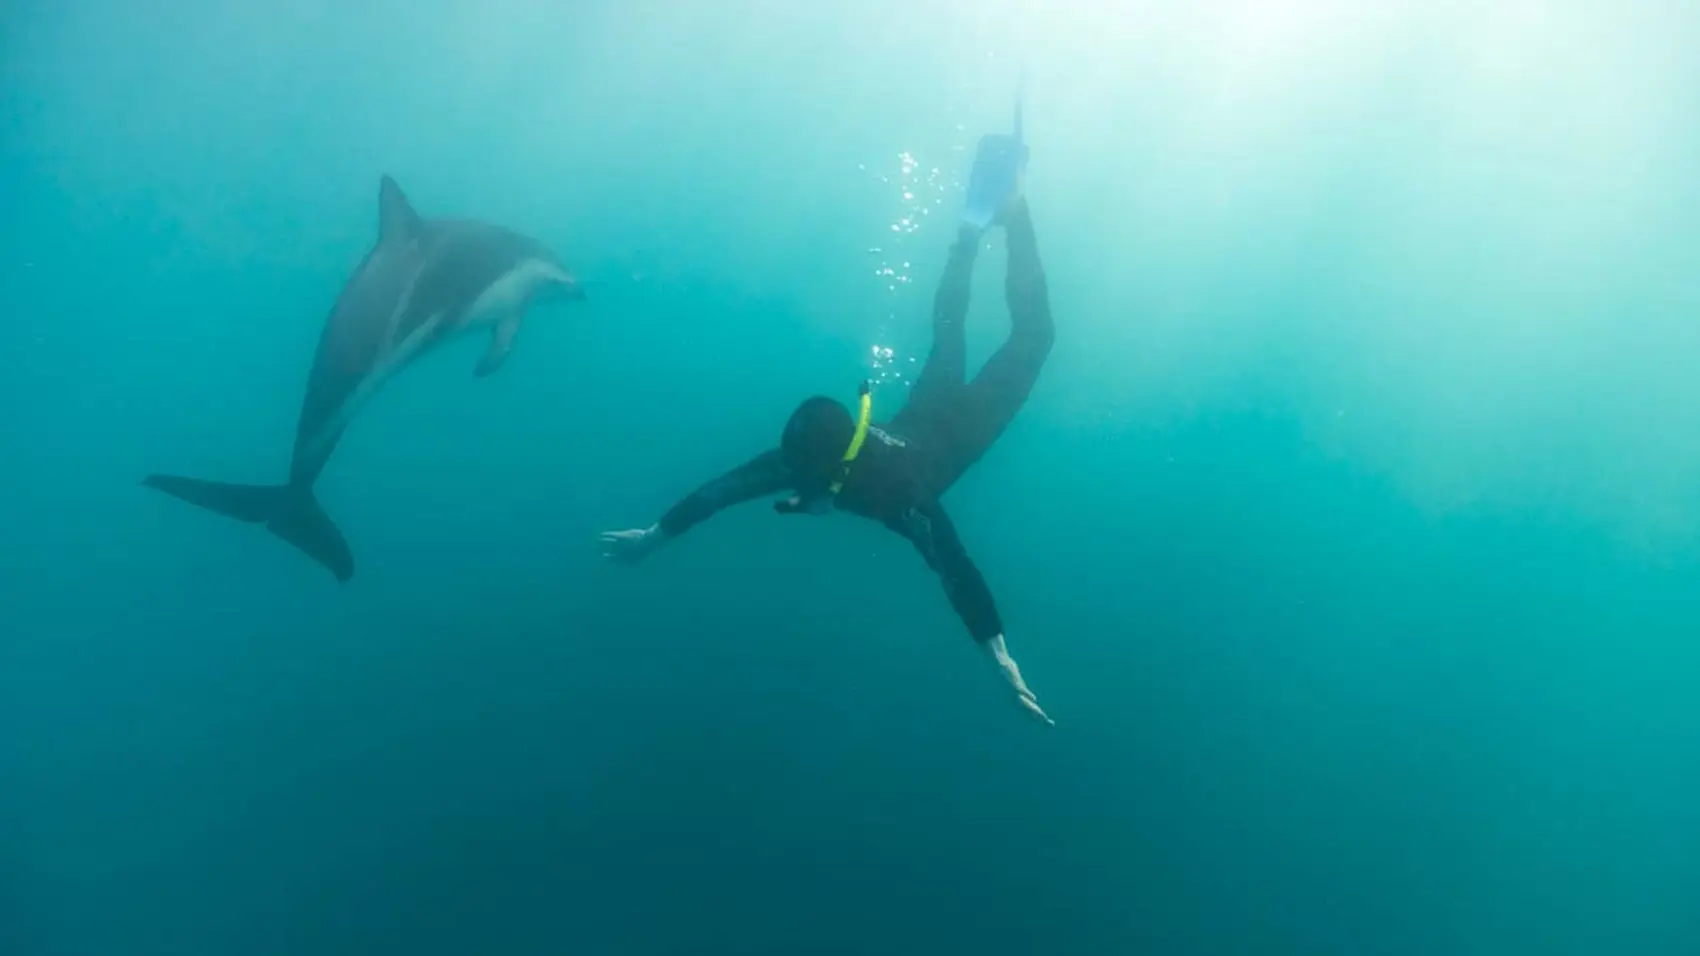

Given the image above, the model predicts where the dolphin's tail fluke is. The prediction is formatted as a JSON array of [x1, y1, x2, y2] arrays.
[[142, 475, 354, 582]]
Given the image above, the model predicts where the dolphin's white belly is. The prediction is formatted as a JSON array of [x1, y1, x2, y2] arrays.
[[463, 258, 565, 327]]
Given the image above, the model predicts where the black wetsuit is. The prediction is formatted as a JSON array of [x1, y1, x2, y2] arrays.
[[658, 203, 1054, 642]]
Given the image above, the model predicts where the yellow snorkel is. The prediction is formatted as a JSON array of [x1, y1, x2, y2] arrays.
[[829, 380, 873, 497]]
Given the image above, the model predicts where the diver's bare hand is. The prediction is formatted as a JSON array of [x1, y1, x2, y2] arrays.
[[598, 525, 665, 564], [1015, 693, 1053, 725], [985, 633, 1054, 726]]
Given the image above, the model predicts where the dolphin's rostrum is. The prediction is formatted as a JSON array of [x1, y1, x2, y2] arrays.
[[144, 175, 585, 581]]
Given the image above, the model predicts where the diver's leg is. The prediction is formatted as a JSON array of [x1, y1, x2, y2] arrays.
[[891, 226, 979, 434], [935, 201, 1053, 486]]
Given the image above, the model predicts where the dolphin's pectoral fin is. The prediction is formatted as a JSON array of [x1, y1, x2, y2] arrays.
[[379, 175, 423, 243], [474, 314, 523, 377]]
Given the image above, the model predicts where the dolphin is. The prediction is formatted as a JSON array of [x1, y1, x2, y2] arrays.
[[143, 175, 585, 582]]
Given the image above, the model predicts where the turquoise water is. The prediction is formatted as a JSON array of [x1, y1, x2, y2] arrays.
[[4, 1, 1700, 953]]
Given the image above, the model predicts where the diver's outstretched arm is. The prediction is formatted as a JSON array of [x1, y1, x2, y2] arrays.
[[600, 449, 791, 563], [891, 501, 1054, 725]]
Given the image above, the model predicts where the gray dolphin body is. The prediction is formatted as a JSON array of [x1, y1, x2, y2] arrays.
[[144, 175, 585, 581]]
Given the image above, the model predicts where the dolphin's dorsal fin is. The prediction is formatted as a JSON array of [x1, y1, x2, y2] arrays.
[[378, 175, 422, 243]]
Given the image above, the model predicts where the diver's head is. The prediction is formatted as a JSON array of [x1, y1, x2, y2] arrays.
[[781, 396, 855, 490]]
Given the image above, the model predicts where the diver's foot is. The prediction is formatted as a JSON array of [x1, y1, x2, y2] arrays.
[[993, 191, 1028, 228]]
